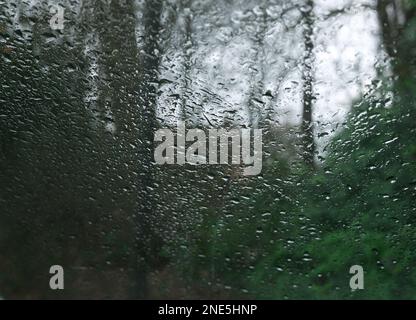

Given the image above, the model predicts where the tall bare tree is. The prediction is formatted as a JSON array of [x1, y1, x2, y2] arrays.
[[247, 3, 268, 128], [86, 0, 165, 298], [135, 0, 166, 297], [301, 0, 316, 166], [179, 0, 194, 121]]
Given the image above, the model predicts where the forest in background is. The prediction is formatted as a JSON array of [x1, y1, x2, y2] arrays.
[[0, 0, 415, 299]]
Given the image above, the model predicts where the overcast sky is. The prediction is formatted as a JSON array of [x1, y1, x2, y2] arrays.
[[158, 0, 381, 157], [4, 0, 382, 156]]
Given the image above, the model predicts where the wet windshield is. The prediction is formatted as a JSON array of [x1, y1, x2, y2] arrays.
[[0, 0, 415, 299]]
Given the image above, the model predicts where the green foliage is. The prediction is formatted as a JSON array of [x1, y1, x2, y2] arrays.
[[171, 11, 416, 299]]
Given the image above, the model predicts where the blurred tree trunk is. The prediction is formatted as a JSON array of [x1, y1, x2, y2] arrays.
[[376, 0, 416, 81], [180, 0, 193, 121], [90, 0, 164, 298], [247, 4, 267, 128], [135, 0, 166, 296], [301, 0, 316, 167], [376, 0, 398, 60]]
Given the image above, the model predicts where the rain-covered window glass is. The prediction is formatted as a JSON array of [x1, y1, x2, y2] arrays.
[[0, 0, 415, 300]]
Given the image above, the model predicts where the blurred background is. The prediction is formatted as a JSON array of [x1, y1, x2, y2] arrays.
[[0, 0, 415, 299]]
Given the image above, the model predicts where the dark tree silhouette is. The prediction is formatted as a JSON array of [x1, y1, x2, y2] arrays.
[[376, 0, 416, 80], [301, 0, 316, 166]]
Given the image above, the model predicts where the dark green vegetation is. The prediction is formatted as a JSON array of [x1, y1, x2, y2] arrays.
[[173, 1, 416, 299], [0, 0, 415, 299]]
